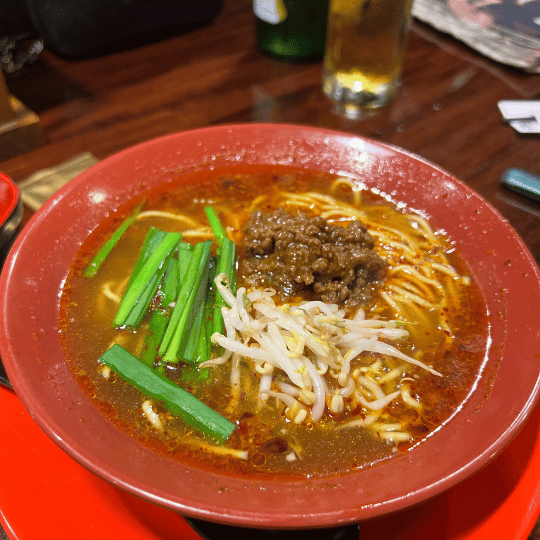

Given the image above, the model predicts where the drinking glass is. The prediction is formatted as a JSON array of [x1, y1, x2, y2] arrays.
[[322, 0, 413, 116]]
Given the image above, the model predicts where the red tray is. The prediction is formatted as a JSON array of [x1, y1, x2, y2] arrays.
[[0, 385, 539, 540]]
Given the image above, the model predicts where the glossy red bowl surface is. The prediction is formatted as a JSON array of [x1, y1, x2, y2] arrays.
[[1, 124, 540, 529]]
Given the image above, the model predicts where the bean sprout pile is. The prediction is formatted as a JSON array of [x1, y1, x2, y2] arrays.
[[203, 274, 441, 439]]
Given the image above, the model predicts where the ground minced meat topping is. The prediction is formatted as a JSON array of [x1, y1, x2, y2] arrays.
[[241, 208, 386, 308]]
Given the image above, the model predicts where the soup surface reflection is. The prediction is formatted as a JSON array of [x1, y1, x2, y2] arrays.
[[59, 166, 489, 478]]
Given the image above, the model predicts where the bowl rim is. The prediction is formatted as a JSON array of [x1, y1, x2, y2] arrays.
[[1, 123, 540, 528]]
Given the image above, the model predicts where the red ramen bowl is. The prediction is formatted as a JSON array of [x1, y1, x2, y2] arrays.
[[1, 124, 540, 529]]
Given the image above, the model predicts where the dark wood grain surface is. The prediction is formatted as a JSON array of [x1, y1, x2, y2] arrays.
[[1, 1, 540, 538]]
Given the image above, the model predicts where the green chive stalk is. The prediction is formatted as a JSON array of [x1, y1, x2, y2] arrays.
[[114, 231, 182, 327], [84, 201, 144, 278], [159, 241, 212, 361], [100, 344, 235, 443]]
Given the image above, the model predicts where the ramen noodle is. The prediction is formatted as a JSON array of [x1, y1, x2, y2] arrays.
[[58, 166, 488, 477]]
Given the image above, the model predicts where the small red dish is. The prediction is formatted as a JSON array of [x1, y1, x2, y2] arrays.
[[1, 124, 540, 529], [0, 171, 22, 251]]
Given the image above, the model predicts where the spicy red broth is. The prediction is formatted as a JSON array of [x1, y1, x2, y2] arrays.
[[58, 166, 489, 478]]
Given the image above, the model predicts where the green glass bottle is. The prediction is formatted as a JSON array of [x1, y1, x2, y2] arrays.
[[254, 0, 330, 60]]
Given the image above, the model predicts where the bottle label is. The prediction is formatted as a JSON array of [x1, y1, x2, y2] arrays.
[[254, 0, 288, 24]]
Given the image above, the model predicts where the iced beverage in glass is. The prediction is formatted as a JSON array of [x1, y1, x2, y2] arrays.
[[323, 0, 413, 115]]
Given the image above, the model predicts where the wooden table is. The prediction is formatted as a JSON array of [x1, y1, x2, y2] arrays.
[[1, 1, 539, 538]]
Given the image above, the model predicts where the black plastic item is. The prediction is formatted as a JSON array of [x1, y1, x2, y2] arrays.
[[0, 360, 11, 389], [16, 0, 224, 58], [0, 0, 35, 37], [184, 517, 361, 540]]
